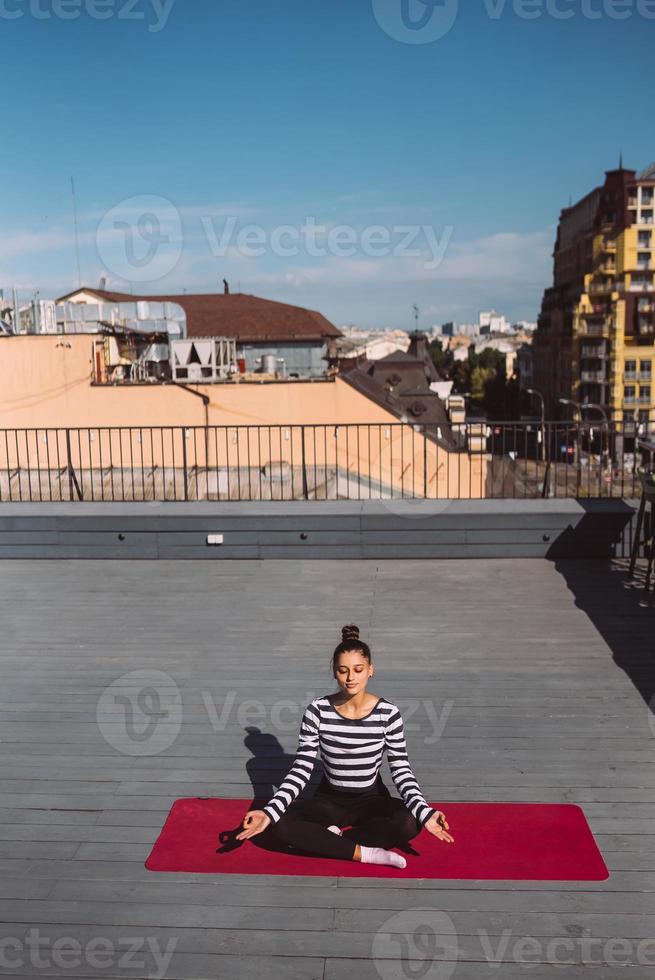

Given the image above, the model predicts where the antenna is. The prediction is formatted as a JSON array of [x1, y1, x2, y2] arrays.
[[412, 303, 419, 331], [70, 177, 82, 287]]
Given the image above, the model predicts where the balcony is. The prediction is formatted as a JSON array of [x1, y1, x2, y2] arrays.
[[580, 370, 607, 383], [625, 372, 637, 381], [578, 319, 610, 338], [580, 345, 608, 358]]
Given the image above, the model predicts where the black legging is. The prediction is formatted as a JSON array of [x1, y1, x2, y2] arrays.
[[268, 775, 422, 861]]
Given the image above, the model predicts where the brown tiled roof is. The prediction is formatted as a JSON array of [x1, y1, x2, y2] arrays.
[[340, 351, 456, 450], [56, 288, 341, 343]]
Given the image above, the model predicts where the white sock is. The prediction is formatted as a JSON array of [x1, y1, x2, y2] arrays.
[[359, 845, 407, 870], [327, 825, 343, 836]]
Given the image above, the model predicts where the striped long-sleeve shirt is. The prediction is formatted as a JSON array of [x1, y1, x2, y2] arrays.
[[263, 696, 438, 827]]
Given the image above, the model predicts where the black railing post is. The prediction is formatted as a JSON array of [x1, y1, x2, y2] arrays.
[[181, 428, 189, 502], [65, 429, 83, 501], [301, 426, 309, 500]]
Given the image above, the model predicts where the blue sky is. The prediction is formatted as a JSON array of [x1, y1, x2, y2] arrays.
[[2, 0, 655, 329]]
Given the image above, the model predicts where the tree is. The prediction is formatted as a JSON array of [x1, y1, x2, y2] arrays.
[[428, 339, 454, 377]]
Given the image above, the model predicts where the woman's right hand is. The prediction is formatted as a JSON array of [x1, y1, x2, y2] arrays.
[[236, 809, 271, 840]]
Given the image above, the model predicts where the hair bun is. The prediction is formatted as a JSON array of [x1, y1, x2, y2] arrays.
[[341, 624, 360, 642]]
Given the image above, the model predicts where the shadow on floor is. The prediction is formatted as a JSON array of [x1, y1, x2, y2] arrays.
[[554, 558, 655, 719], [216, 725, 318, 856]]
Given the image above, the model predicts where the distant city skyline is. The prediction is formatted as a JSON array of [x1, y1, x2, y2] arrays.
[[2, 1, 654, 329]]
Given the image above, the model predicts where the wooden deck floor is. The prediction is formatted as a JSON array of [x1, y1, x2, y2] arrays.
[[0, 557, 653, 979]]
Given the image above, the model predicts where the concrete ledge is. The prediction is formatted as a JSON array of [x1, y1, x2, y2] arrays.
[[0, 499, 639, 559]]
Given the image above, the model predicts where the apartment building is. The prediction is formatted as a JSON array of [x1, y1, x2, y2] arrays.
[[533, 163, 655, 428]]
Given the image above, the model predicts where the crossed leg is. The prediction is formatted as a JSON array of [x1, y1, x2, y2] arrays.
[[268, 794, 421, 861]]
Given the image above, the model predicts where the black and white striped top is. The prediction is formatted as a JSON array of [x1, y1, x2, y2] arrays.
[[263, 696, 437, 827]]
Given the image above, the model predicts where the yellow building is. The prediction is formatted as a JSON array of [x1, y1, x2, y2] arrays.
[[534, 163, 655, 430]]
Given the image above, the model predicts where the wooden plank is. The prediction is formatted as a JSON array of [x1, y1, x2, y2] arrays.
[[0, 555, 652, 980]]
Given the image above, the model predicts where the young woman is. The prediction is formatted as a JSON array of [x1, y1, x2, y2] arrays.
[[237, 624, 454, 869]]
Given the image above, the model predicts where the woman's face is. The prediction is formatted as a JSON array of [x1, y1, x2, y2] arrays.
[[334, 650, 373, 696]]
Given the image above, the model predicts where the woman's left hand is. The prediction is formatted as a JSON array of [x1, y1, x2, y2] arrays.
[[424, 810, 454, 843]]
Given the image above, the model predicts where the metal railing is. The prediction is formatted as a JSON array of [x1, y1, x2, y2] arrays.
[[0, 422, 653, 503]]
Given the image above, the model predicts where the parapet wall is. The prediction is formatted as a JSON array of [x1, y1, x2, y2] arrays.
[[0, 499, 639, 560]]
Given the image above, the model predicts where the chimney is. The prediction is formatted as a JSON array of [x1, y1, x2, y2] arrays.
[[99, 276, 107, 291], [408, 330, 439, 382], [223, 278, 230, 295]]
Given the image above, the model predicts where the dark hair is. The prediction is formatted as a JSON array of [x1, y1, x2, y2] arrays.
[[332, 624, 371, 672]]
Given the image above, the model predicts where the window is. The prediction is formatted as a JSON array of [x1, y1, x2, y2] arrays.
[[639, 409, 651, 423], [625, 360, 637, 379], [638, 231, 651, 247], [624, 409, 635, 422], [639, 385, 651, 402], [624, 385, 636, 401], [640, 360, 652, 376]]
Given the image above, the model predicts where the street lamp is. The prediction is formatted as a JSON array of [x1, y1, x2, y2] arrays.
[[559, 398, 583, 495], [583, 402, 610, 495], [526, 387, 546, 463], [559, 397, 582, 421]]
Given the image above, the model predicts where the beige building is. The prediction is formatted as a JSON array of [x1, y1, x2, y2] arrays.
[[0, 335, 486, 501]]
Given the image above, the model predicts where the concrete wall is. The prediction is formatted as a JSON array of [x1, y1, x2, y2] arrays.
[[0, 335, 486, 499], [0, 499, 638, 560]]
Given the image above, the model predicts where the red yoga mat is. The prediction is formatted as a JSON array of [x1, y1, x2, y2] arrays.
[[145, 798, 609, 881]]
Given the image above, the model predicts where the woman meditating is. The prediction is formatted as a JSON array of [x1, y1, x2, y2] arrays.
[[237, 624, 454, 869]]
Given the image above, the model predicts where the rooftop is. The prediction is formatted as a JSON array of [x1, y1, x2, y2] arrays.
[[56, 288, 342, 343], [0, 555, 653, 977]]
